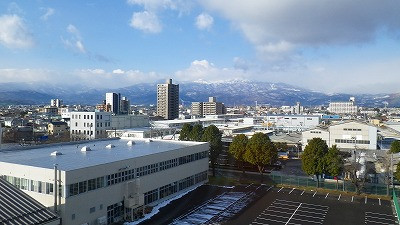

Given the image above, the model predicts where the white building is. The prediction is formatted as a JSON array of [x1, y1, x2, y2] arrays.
[[302, 121, 377, 150], [329, 97, 358, 114], [0, 138, 209, 225], [264, 115, 320, 132], [70, 112, 112, 140], [51, 99, 63, 108]]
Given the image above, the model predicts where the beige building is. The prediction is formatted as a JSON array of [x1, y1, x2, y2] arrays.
[[328, 97, 358, 114], [0, 138, 209, 225], [191, 97, 226, 117], [48, 121, 68, 135], [157, 79, 179, 120], [302, 121, 377, 150]]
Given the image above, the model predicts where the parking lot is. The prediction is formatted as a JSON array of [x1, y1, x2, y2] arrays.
[[230, 187, 397, 225]]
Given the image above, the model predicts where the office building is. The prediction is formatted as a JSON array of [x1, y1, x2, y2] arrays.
[[50, 99, 63, 108], [329, 97, 358, 114], [292, 102, 303, 114], [191, 97, 226, 117], [120, 97, 130, 115], [302, 121, 377, 150], [70, 112, 112, 140], [106, 93, 121, 115], [0, 138, 209, 225], [157, 79, 179, 120]]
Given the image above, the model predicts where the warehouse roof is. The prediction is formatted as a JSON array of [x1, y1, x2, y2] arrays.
[[0, 178, 59, 225], [0, 138, 206, 171]]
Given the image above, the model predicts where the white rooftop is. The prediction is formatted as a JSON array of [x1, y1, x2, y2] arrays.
[[0, 138, 204, 171]]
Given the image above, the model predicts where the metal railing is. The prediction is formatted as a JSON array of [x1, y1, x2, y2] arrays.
[[269, 174, 400, 196]]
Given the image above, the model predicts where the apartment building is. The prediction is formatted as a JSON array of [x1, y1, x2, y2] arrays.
[[70, 112, 112, 140], [157, 79, 179, 120], [191, 97, 226, 117]]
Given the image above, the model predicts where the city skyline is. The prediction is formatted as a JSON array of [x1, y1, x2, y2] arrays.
[[1, 1, 400, 94]]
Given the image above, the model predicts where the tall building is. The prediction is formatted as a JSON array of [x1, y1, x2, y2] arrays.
[[157, 79, 179, 120], [50, 99, 63, 107], [120, 97, 130, 115], [191, 97, 226, 117], [292, 102, 303, 114], [329, 97, 358, 114], [106, 93, 121, 114]]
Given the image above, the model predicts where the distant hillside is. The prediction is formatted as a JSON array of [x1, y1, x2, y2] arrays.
[[0, 80, 398, 107]]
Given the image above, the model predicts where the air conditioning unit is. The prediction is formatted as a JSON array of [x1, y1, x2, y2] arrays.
[[97, 216, 107, 225]]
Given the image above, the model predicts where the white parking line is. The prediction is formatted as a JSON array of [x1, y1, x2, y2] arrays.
[[365, 211, 394, 217], [338, 194, 341, 200], [325, 193, 329, 199], [313, 191, 317, 197], [278, 187, 284, 193], [266, 186, 273, 192], [246, 183, 254, 188], [365, 215, 394, 221], [365, 196, 367, 204], [365, 219, 393, 225], [301, 190, 305, 195], [289, 188, 295, 194], [351, 196, 354, 202], [378, 198, 381, 206], [258, 217, 286, 224], [285, 203, 302, 225]]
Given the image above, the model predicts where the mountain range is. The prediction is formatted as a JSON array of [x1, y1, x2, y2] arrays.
[[0, 80, 399, 107]]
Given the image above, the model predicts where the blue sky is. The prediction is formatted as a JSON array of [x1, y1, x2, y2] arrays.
[[1, 1, 400, 94]]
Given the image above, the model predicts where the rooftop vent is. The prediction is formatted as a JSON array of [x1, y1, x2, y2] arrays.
[[145, 139, 153, 143], [81, 146, 92, 152], [106, 144, 115, 149], [127, 141, 135, 146], [50, 151, 63, 156]]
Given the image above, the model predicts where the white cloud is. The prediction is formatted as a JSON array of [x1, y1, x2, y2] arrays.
[[130, 11, 162, 33], [112, 69, 125, 74], [175, 59, 246, 82], [7, 2, 23, 15], [40, 8, 55, 21], [195, 13, 213, 30], [201, 0, 400, 59], [0, 14, 34, 49], [62, 24, 86, 53]]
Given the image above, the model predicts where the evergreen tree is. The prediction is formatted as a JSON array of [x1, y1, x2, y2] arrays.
[[189, 124, 204, 142], [229, 134, 248, 174], [390, 140, 400, 154], [325, 145, 343, 189], [202, 125, 222, 177], [244, 133, 277, 181], [301, 138, 329, 187], [179, 124, 193, 141]]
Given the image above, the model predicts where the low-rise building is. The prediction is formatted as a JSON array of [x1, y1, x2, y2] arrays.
[[328, 97, 358, 114], [302, 121, 377, 150], [264, 115, 320, 132], [48, 121, 68, 135], [0, 138, 209, 225], [70, 111, 112, 140]]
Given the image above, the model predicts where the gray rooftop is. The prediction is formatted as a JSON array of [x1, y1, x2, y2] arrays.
[[0, 138, 203, 171]]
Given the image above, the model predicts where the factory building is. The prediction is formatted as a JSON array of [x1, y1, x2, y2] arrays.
[[0, 138, 209, 225]]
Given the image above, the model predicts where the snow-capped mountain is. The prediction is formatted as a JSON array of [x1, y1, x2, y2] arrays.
[[0, 80, 398, 106]]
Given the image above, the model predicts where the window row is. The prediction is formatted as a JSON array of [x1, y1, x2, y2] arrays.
[[144, 170, 208, 205], [335, 139, 370, 144], [178, 151, 208, 165], [107, 169, 135, 186], [343, 128, 362, 131], [69, 176, 105, 197], [137, 163, 159, 177], [159, 159, 178, 171], [2, 175, 57, 196]]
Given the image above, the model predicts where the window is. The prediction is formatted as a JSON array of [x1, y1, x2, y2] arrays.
[[100, 204, 103, 210], [91, 115, 93, 119], [72, 214, 75, 220], [90, 207, 96, 213]]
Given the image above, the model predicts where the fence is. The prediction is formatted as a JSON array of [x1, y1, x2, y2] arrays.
[[394, 190, 400, 224], [269, 174, 400, 196]]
